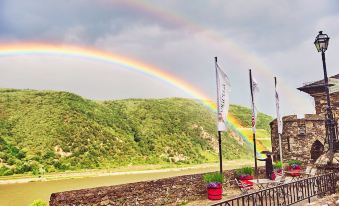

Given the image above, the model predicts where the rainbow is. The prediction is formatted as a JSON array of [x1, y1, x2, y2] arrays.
[[0, 42, 267, 155]]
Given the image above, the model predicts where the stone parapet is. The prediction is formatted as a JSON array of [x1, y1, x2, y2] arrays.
[[49, 167, 265, 206]]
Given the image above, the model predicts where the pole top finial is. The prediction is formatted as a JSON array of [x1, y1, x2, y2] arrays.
[[319, 31, 323, 34]]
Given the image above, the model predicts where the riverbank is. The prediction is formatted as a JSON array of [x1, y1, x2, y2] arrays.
[[0, 159, 259, 185]]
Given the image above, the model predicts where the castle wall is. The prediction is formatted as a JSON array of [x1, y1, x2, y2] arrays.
[[270, 114, 325, 163], [313, 92, 339, 116]]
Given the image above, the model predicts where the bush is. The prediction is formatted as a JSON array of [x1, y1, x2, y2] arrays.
[[203, 172, 224, 183], [273, 161, 283, 169], [29, 199, 47, 206], [236, 166, 254, 176], [0, 166, 13, 176]]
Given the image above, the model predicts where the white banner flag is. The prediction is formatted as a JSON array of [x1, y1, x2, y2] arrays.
[[251, 78, 259, 133], [275, 79, 283, 134], [216, 63, 231, 131]]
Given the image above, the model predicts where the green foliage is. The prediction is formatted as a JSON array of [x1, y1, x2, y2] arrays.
[[273, 161, 283, 169], [0, 166, 14, 176], [29, 199, 47, 206], [288, 159, 303, 166], [236, 166, 254, 176], [203, 172, 224, 183], [0, 89, 272, 176]]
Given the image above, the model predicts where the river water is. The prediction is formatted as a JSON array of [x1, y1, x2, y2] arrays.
[[0, 161, 255, 206]]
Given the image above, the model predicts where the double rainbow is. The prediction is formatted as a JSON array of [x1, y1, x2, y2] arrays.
[[103, 0, 309, 111], [0, 42, 268, 154]]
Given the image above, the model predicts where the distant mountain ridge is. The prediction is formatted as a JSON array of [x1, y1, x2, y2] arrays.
[[0, 89, 272, 176]]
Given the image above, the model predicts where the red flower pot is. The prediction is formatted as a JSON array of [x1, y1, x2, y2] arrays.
[[288, 167, 301, 176], [245, 175, 253, 180], [271, 172, 276, 180], [207, 184, 222, 200]]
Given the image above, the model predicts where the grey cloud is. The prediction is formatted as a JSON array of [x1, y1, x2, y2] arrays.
[[148, 0, 338, 54], [0, 0, 182, 43]]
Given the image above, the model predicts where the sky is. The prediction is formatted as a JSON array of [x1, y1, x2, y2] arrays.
[[0, 0, 339, 117]]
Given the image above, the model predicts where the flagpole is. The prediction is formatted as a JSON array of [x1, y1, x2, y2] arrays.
[[218, 131, 223, 174], [275, 77, 283, 163], [249, 69, 258, 177], [215, 56, 223, 175]]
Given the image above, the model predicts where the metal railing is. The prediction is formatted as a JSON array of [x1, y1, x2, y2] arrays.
[[210, 172, 336, 206]]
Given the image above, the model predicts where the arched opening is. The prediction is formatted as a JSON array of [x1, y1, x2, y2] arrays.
[[310, 140, 324, 161]]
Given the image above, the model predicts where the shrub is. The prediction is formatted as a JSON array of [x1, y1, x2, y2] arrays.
[[0, 166, 14, 176], [203, 172, 224, 183], [3, 168, 14, 176], [287, 159, 302, 166], [273, 161, 283, 169], [236, 166, 254, 176], [29, 199, 47, 206]]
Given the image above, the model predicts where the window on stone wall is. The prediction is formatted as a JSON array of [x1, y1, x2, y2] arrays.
[[298, 124, 306, 136]]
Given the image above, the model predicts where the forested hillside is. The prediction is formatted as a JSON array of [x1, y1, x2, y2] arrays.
[[0, 89, 272, 176]]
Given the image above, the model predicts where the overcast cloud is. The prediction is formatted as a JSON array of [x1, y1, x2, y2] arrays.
[[1, 0, 339, 117]]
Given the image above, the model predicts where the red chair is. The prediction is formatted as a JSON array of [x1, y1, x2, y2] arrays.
[[235, 179, 254, 195]]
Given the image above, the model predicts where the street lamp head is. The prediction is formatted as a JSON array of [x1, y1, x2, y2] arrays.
[[314, 31, 330, 52]]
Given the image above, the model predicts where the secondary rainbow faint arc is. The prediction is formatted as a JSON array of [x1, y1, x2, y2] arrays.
[[113, 0, 310, 107], [0, 42, 267, 153]]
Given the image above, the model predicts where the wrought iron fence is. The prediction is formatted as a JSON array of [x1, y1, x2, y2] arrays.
[[210, 172, 336, 206]]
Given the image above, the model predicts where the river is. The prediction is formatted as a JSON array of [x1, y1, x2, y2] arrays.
[[0, 160, 256, 206]]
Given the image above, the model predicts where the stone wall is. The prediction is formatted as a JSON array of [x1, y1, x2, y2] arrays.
[[270, 114, 326, 163], [313, 92, 339, 116], [49, 167, 264, 206]]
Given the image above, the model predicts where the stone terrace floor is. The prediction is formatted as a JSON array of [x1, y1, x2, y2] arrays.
[[186, 190, 338, 206], [186, 188, 240, 206]]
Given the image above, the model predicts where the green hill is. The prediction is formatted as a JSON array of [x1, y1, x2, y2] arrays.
[[229, 104, 273, 132], [0, 89, 272, 176]]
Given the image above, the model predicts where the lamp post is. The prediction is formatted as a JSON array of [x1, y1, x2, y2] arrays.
[[314, 31, 336, 152]]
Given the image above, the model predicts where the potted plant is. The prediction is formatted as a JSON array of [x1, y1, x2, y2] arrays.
[[287, 159, 302, 176], [273, 161, 283, 175], [236, 166, 254, 180], [203, 172, 224, 200]]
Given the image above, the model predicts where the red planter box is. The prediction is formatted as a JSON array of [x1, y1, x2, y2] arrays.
[[207, 185, 222, 200]]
